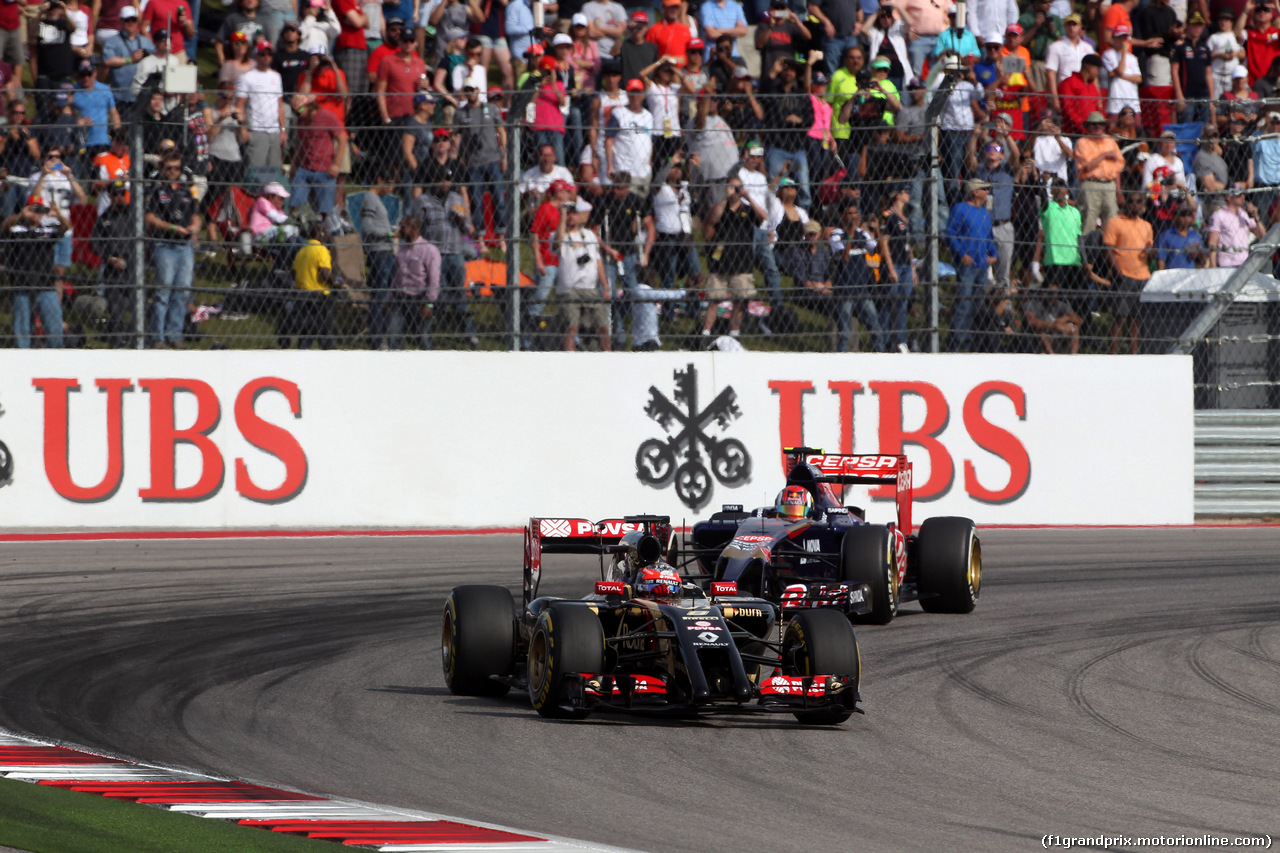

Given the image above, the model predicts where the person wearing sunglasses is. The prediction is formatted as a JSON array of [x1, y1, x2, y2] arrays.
[[965, 112, 1020, 292], [25, 145, 85, 299]]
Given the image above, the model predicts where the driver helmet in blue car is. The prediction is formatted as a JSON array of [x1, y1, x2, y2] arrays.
[[775, 485, 813, 520], [634, 566, 682, 599]]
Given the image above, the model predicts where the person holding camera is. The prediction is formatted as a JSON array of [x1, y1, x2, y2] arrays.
[[130, 28, 183, 112], [702, 173, 763, 338], [33, 0, 77, 102], [101, 8, 154, 118], [138, 0, 194, 58], [556, 197, 611, 352], [2, 195, 69, 348], [755, 0, 810, 73]]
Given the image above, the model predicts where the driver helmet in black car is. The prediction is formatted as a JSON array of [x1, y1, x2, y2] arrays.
[[634, 566, 682, 599], [775, 485, 813, 520]]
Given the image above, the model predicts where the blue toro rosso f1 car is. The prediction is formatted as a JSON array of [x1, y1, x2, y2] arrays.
[[675, 447, 981, 624], [442, 515, 862, 723]]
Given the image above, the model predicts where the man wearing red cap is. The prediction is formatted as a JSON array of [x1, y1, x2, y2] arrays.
[[614, 10, 659, 85], [647, 0, 693, 65], [235, 38, 286, 187], [526, 179, 575, 342], [605, 77, 654, 185], [1241, 0, 1280, 86]]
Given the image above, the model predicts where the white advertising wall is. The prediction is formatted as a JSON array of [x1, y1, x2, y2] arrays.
[[0, 351, 1194, 528]]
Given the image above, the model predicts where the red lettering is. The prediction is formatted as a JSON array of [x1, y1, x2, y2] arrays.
[[827, 381, 864, 455], [138, 379, 224, 501], [963, 381, 1031, 503], [34, 377, 132, 502], [768, 380, 814, 474], [233, 378, 307, 503], [868, 381, 953, 500]]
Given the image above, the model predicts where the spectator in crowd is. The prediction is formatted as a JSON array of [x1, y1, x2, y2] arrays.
[[0, 103, 40, 217], [569, 14, 601, 88], [1046, 12, 1095, 114], [529, 55, 568, 163], [866, 5, 911, 91], [34, 0, 79, 100], [616, 11, 659, 85], [773, 175, 810, 282], [1223, 110, 1255, 188], [933, 8, 981, 62], [641, 57, 691, 165], [966, 121, 1019, 291], [934, 55, 985, 212], [1211, 12, 1245, 100], [527, 179, 572, 334], [589, 62, 626, 167], [976, 38, 1004, 88], [413, 174, 479, 347], [583, 0, 628, 61], [400, 90, 434, 179], [220, 31, 255, 87], [3, 196, 69, 348], [1103, 25, 1142, 120], [1251, 111, 1280, 218], [291, 97, 347, 226], [973, 285, 1020, 352], [1173, 11, 1214, 123], [701, 172, 763, 337], [1143, 130, 1188, 188], [332, 0, 370, 93], [1134, 0, 1179, 129], [1208, 183, 1265, 266], [944, 179, 997, 353], [235, 39, 286, 188], [248, 181, 301, 254], [1254, 54, 1280, 98], [144, 151, 199, 348], [591, 172, 654, 344], [756, 0, 810, 72], [361, 170, 397, 348], [651, 152, 701, 291], [298, 0, 341, 54], [75, 60, 119, 160], [831, 205, 886, 352], [646, 0, 692, 65], [761, 55, 814, 208], [1157, 204, 1207, 268], [289, 220, 338, 349], [26, 145, 85, 296], [216, 0, 264, 66], [274, 21, 309, 92], [388, 213, 441, 348], [605, 78, 654, 186], [809, 0, 856, 76], [556, 197, 610, 351], [1035, 177, 1085, 313], [505, 0, 535, 78], [101, 8, 152, 119], [0, 0, 23, 71], [1225, 62, 1260, 109], [1195, 127, 1230, 191], [1032, 112, 1073, 182], [139, 0, 194, 58], [700, 0, 746, 62], [1023, 277, 1082, 353], [878, 184, 914, 351], [1075, 111, 1123, 234], [1102, 190, 1153, 355], [866, 56, 902, 123], [1239, 0, 1280, 88], [455, 81, 506, 244], [720, 64, 764, 140], [375, 23, 427, 124], [1019, 0, 1062, 91], [521, 143, 575, 206], [690, 88, 741, 183], [91, 181, 134, 345], [735, 141, 783, 306], [829, 45, 862, 164], [259, 0, 298, 47], [706, 34, 743, 91], [791, 217, 838, 335], [1056, 50, 1103, 138], [366, 16, 401, 81], [451, 36, 488, 102]]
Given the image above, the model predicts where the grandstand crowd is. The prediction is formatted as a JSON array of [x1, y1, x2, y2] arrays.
[[0, 0, 1277, 351]]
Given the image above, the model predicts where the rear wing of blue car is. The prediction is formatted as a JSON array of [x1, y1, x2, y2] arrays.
[[783, 447, 914, 534]]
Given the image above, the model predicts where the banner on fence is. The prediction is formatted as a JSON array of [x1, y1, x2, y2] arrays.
[[0, 352, 1193, 528]]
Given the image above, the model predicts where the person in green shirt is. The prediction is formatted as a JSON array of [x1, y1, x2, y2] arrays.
[[868, 56, 901, 126], [829, 43, 863, 162], [1036, 177, 1088, 327]]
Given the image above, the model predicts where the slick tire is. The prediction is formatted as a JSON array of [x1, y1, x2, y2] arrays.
[[917, 517, 981, 614], [527, 603, 605, 719], [783, 609, 861, 725], [442, 585, 516, 696], [840, 524, 897, 625]]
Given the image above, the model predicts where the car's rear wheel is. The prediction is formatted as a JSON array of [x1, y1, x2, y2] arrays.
[[917, 517, 981, 613], [840, 524, 897, 625], [527, 603, 605, 719], [782, 609, 860, 725], [442, 585, 516, 696]]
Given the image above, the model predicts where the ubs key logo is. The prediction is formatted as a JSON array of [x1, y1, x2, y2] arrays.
[[636, 363, 751, 510]]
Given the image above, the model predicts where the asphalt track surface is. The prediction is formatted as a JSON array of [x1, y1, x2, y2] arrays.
[[0, 530, 1278, 852]]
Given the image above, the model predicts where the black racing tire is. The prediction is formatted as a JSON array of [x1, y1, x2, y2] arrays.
[[527, 603, 605, 719], [441, 585, 516, 697], [839, 524, 898, 625], [783, 609, 861, 725], [917, 517, 981, 614]]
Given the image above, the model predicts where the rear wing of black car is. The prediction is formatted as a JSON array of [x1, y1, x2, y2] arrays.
[[523, 515, 673, 604], [783, 447, 914, 534]]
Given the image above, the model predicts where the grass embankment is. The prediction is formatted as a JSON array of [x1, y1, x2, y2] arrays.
[[0, 775, 334, 853]]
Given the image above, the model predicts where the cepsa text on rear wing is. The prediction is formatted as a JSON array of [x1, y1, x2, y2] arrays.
[[784, 448, 914, 534]]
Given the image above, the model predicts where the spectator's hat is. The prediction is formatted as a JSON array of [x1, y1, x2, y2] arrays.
[[1063, 12, 1081, 23], [281, 19, 299, 31], [732, 65, 751, 78], [552, 33, 573, 47], [1080, 53, 1102, 67], [153, 28, 169, 40], [1228, 183, 1245, 196], [571, 12, 588, 26], [1113, 23, 1131, 36], [770, 0, 787, 7], [625, 78, 646, 91], [812, 69, 829, 85], [1005, 22, 1023, 35], [1188, 10, 1207, 24], [487, 85, 503, 97], [1233, 64, 1250, 78], [1217, 7, 1235, 17], [745, 142, 764, 156], [308, 42, 327, 54], [444, 26, 468, 42], [119, 5, 138, 18], [601, 59, 622, 75], [803, 220, 821, 234], [778, 177, 796, 187], [255, 38, 273, 53], [871, 57, 891, 69], [906, 76, 925, 89], [630, 9, 648, 22], [994, 111, 1013, 125], [230, 29, 249, 43], [1085, 110, 1106, 125], [664, 0, 682, 6], [539, 54, 559, 71], [108, 180, 128, 195], [687, 38, 704, 50], [549, 179, 572, 193], [965, 179, 990, 194], [77, 59, 95, 76], [263, 182, 291, 198], [526, 42, 544, 57], [941, 54, 962, 71], [1160, 129, 1178, 139], [413, 92, 432, 107], [575, 198, 593, 212], [386, 15, 404, 26], [53, 89, 71, 106], [984, 38, 1001, 46], [24, 196, 48, 212]]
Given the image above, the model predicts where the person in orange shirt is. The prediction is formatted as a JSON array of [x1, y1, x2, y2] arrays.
[[92, 128, 130, 216], [646, 0, 694, 66], [1073, 111, 1124, 234], [1101, 190, 1154, 355], [999, 24, 1032, 130]]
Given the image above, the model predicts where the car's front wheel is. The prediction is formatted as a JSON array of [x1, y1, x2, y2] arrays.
[[782, 609, 861, 725], [840, 524, 898, 625], [527, 603, 605, 719]]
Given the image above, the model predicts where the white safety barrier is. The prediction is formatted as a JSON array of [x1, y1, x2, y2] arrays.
[[0, 352, 1193, 528]]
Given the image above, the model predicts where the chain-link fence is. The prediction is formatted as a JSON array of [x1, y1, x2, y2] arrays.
[[3, 81, 1280, 406]]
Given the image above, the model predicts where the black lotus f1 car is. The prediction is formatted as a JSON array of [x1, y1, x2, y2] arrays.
[[442, 515, 862, 723], [676, 448, 982, 624]]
